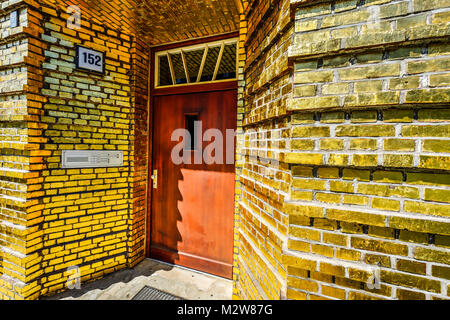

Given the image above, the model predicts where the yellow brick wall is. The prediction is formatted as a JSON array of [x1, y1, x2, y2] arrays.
[[0, 0, 37, 300], [236, 0, 450, 300], [1, 0, 149, 299], [2, 0, 449, 301], [284, 0, 450, 300], [235, 0, 293, 300], [35, 2, 148, 298], [232, 0, 248, 299]]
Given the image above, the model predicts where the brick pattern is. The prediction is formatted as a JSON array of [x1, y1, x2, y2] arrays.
[[0, 0, 33, 300], [33, 1, 150, 298], [232, 0, 247, 300], [41, 0, 240, 45], [128, 37, 149, 268], [236, 0, 450, 301], [1, 0, 150, 299], [284, 0, 450, 300], [2, 0, 449, 301]]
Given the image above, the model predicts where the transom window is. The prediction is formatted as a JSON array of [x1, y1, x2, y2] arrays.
[[155, 38, 238, 88]]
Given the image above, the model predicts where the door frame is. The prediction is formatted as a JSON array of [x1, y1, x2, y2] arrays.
[[145, 32, 239, 259]]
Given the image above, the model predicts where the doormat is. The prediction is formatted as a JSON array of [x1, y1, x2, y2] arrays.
[[132, 286, 184, 300]]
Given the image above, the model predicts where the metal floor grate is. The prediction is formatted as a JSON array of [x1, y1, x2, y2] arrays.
[[132, 286, 184, 300]]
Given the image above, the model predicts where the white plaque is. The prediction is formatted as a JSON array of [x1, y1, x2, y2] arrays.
[[75, 45, 105, 74]]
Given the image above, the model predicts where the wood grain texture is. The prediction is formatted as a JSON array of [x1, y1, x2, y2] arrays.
[[151, 89, 237, 279]]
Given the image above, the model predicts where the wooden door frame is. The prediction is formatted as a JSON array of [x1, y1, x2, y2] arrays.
[[145, 32, 239, 258]]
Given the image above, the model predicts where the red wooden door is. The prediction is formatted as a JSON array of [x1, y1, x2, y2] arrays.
[[150, 89, 236, 279]]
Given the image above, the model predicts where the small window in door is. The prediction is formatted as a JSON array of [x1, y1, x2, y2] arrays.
[[185, 114, 200, 151]]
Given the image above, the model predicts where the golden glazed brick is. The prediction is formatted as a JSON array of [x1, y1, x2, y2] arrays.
[[429, 73, 450, 87], [296, 3, 332, 19], [294, 85, 316, 97], [336, 125, 395, 137], [424, 189, 450, 203], [408, 57, 450, 74], [336, 248, 361, 262], [352, 154, 378, 167], [389, 77, 421, 90], [343, 195, 369, 206], [326, 208, 386, 227], [288, 277, 319, 293], [321, 285, 346, 300], [294, 70, 334, 84], [284, 153, 324, 165], [422, 140, 450, 153], [322, 83, 349, 95], [292, 178, 326, 190], [319, 262, 345, 277], [383, 154, 414, 167], [338, 64, 400, 81], [291, 126, 330, 137], [295, 20, 318, 33], [390, 216, 450, 235], [329, 181, 354, 193], [397, 259, 427, 275], [313, 217, 339, 230], [351, 237, 409, 256], [383, 139, 415, 151], [432, 265, 450, 280], [344, 92, 401, 107], [372, 198, 401, 212], [342, 169, 371, 181], [6, 0, 450, 302], [285, 203, 324, 218], [317, 168, 339, 179], [311, 244, 334, 257], [372, 171, 403, 183], [354, 81, 383, 94], [397, 289, 426, 300], [320, 112, 345, 123], [406, 172, 450, 186], [323, 232, 348, 246], [289, 226, 321, 241], [419, 155, 450, 170], [349, 138, 378, 150], [287, 288, 307, 300], [321, 9, 371, 29], [380, 1, 409, 19], [381, 270, 441, 294], [405, 89, 450, 104]]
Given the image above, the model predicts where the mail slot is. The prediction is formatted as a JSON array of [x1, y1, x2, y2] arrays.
[[62, 150, 123, 168]]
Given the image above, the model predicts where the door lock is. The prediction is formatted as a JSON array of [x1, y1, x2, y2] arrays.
[[151, 170, 158, 189]]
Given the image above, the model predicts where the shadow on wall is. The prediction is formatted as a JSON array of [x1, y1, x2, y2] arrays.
[[40, 259, 174, 300]]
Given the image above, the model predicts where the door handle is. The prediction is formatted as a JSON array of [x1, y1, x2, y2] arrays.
[[151, 170, 158, 189]]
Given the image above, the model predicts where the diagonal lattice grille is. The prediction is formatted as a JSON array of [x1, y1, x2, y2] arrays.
[[132, 286, 184, 300]]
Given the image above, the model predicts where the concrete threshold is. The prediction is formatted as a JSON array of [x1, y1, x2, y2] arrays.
[[42, 258, 233, 300]]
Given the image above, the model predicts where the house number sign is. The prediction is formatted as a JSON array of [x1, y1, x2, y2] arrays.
[[75, 45, 105, 74]]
